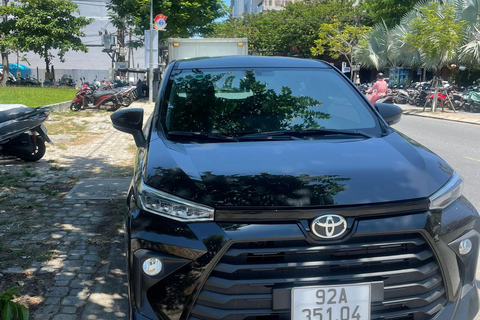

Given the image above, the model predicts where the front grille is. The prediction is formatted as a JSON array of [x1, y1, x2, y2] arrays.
[[188, 234, 446, 320]]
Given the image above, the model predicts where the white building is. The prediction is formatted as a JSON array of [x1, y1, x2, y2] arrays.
[[230, 0, 360, 17], [230, 0, 300, 17], [7, 0, 144, 83]]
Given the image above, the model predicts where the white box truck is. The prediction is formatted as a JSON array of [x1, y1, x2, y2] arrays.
[[167, 38, 248, 62]]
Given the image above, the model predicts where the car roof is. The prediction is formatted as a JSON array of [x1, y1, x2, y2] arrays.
[[172, 56, 333, 69]]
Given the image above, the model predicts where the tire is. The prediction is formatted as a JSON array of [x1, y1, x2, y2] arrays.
[[108, 101, 120, 111], [70, 101, 82, 111], [122, 95, 133, 107], [19, 139, 46, 162]]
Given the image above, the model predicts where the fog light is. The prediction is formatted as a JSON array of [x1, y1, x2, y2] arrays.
[[459, 239, 472, 255], [142, 258, 163, 276]]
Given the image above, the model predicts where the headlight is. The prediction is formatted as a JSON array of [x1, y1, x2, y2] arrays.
[[429, 172, 463, 210], [138, 181, 214, 221]]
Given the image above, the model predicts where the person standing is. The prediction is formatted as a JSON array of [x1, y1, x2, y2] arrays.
[[366, 73, 388, 104]]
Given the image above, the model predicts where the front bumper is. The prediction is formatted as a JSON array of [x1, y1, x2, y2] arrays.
[[126, 196, 480, 320]]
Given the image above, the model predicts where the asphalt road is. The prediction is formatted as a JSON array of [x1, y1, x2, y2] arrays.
[[394, 113, 480, 319], [394, 114, 480, 210]]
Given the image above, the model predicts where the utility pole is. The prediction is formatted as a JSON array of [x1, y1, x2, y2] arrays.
[[149, 0, 154, 103], [127, 29, 132, 81]]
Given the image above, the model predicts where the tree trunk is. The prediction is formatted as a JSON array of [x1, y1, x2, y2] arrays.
[[432, 76, 438, 112], [44, 47, 50, 73], [431, 66, 442, 112], [1, 52, 8, 86], [45, 57, 50, 73]]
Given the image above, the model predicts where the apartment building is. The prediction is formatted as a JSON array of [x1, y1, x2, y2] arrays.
[[230, 0, 360, 17], [230, 0, 300, 17]]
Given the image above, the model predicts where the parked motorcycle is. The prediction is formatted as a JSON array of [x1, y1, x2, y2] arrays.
[[116, 86, 139, 107], [393, 88, 409, 104], [70, 83, 121, 111], [0, 104, 53, 162], [415, 89, 429, 107], [461, 90, 480, 112]]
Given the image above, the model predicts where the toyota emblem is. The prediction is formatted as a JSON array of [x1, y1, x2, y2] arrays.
[[311, 214, 347, 239]]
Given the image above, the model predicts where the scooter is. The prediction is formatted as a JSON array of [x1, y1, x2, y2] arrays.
[[116, 86, 138, 107], [461, 90, 480, 112], [393, 88, 409, 104], [0, 104, 53, 162], [70, 84, 121, 111]]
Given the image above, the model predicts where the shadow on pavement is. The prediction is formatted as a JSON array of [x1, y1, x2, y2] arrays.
[[0, 153, 132, 320]]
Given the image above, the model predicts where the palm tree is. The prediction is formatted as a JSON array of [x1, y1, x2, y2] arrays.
[[452, 0, 480, 66]]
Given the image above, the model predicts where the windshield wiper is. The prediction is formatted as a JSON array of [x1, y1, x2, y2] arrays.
[[238, 129, 373, 140], [167, 131, 238, 141]]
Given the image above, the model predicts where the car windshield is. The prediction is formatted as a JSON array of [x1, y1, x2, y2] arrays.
[[161, 67, 381, 138]]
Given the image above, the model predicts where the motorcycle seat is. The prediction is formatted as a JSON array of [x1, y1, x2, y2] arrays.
[[0, 106, 37, 123], [93, 90, 116, 99]]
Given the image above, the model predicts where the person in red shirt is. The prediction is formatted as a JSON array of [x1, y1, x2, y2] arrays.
[[366, 73, 388, 104]]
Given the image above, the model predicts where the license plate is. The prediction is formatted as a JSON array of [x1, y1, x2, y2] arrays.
[[40, 124, 48, 134], [292, 283, 371, 320]]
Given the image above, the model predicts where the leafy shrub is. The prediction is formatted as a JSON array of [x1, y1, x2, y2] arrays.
[[0, 287, 29, 320]]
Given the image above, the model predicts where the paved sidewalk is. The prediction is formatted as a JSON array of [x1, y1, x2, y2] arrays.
[[399, 103, 480, 125], [0, 100, 153, 320]]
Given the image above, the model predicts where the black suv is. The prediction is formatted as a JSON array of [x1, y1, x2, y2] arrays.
[[112, 56, 480, 320]]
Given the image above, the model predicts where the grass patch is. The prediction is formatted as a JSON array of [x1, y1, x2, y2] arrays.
[[44, 119, 88, 135], [16, 199, 38, 210], [48, 165, 67, 171], [40, 186, 59, 197], [0, 87, 77, 107], [22, 169, 39, 178], [0, 172, 22, 188]]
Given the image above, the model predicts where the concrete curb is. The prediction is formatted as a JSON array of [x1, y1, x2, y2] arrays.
[[400, 107, 480, 126], [49, 101, 71, 112]]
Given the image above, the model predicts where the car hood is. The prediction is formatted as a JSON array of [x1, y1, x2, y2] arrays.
[[143, 132, 453, 208]]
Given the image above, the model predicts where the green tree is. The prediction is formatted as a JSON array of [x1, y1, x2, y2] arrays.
[[354, 21, 397, 70], [360, 0, 421, 27], [1, 0, 92, 72], [0, 1, 16, 86], [207, 0, 359, 57], [311, 17, 371, 80], [107, 0, 228, 42], [403, 2, 464, 110], [455, 0, 480, 66], [403, 2, 464, 76]]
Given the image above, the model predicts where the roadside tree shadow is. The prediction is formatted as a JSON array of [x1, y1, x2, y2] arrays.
[[0, 154, 132, 319]]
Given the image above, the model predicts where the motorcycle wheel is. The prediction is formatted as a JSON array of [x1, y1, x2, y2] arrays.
[[108, 101, 120, 111], [19, 140, 46, 162], [70, 101, 82, 111], [122, 96, 133, 107]]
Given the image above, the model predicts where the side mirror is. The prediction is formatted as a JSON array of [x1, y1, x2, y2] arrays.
[[110, 108, 146, 147], [375, 103, 402, 126]]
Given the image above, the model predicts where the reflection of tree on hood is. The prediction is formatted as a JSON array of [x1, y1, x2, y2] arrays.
[[201, 172, 349, 206], [148, 167, 349, 207], [167, 70, 330, 134]]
